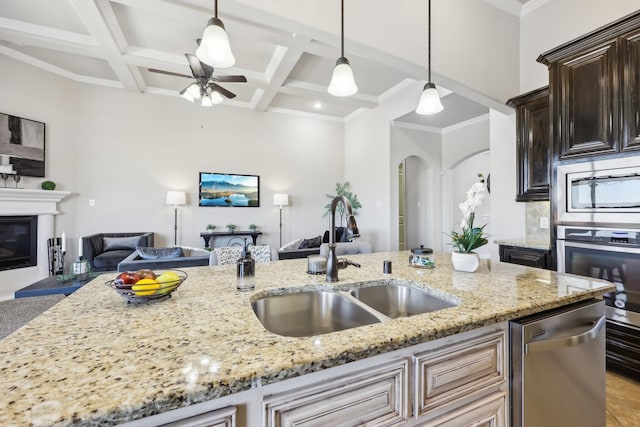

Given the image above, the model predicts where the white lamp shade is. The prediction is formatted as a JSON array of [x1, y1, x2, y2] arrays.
[[328, 58, 358, 97], [166, 191, 186, 206], [181, 83, 202, 103], [273, 193, 289, 207], [196, 18, 235, 68], [416, 83, 444, 115], [201, 95, 214, 107], [210, 90, 225, 105]]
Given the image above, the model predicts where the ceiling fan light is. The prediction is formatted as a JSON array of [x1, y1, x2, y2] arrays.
[[328, 57, 358, 97], [196, 17, 235, 68], [201, 95, 214, 107], [416, 82, 443, 115], [181, 83, 202, 103], [210, 90, 225, 104]]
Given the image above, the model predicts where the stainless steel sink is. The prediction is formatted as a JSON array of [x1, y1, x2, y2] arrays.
[[252, 291, 381, 337], [350, 283, 457, 318]]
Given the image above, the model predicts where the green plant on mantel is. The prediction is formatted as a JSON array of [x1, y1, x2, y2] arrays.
[[41, 180, 56, 190], [323, 181, 362, 227], [226, 223, 237, 232], [249, 224, 257, 231]]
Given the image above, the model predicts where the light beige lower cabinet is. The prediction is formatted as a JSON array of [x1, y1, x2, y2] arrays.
[[119, 323, 508, 427], [263, 359, 409, 426]]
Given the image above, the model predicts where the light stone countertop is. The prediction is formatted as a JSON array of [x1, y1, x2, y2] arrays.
[[494, 237, 552, 251], [0, 251, 614, 426]]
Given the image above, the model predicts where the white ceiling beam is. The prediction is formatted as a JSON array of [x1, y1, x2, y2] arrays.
[[281, 80, 378, 109], [252, 34, 311, 112], [0, 17, 101, 58], [0, 44, 123, 89], [69, 0, 144, 92]]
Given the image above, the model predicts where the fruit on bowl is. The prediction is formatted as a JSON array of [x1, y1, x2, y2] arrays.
[[107, 269, 187, 303]]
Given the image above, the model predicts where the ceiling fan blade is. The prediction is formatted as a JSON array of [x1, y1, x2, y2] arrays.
[[185, 53, 213, 79], [208, 83, 236, 99], [213, 75, 247, 83], [148, 68, 192, 79]]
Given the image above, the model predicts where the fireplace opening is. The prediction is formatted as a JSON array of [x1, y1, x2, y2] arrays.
[[0, 215, 37, 271]]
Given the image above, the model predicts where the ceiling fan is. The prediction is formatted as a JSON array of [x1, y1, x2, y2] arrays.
[[149, 53, 247, 106]]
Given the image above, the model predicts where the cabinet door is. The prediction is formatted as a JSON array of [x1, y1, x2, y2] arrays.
[[263, 359, 408, 427], [514, 89, 550, 201], [621, 29, 640, 152], [417, 392, 506, 427], [499, 245, 549, 269], [413, 331, 505, 418], [555, 39, 619, 159], [159, 406, 236, 427]]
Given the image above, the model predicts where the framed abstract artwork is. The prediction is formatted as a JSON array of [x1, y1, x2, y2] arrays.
[[0, 113, 45, 177]]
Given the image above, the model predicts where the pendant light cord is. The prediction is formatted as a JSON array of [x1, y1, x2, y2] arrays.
[[340, 0, 345, 58], [428, 0, 431, 82], [214, 0, 218, 18]]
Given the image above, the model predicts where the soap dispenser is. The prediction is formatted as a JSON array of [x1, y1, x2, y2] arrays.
[[236, 239, 255, 291]]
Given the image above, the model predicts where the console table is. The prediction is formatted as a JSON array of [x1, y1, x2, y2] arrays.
[[15, 273, 100, 298], [200, 231, 262, 249]]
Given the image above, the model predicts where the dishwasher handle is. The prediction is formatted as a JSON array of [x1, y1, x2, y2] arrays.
[[525, 316, 605, 355]]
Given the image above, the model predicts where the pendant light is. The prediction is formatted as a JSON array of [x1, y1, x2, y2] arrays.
[[416, 0, 443, 115], [328, 0, 358, 97], [196, 0, 235, 68]]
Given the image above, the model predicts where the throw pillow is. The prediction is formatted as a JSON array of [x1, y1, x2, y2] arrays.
[[298, 235, 322, 249], [279, 238, 303, 251], [103, 236, 142, 251], [136, 246, 183, 260]]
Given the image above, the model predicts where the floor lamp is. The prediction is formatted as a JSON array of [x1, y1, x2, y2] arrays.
[[273, 193, 289, 249], [166, 191, 186, 245]]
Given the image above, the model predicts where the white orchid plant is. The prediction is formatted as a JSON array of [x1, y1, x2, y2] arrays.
[[449, 174, 489, 253]]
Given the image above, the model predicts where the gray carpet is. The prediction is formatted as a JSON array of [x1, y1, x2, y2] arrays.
[[0, 295, 65, 340]]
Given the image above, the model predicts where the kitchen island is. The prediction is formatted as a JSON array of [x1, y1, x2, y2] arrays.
[[0, 251, 614, 426]]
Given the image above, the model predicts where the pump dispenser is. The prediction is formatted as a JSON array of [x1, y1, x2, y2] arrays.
[[236, 238, 255, 291]]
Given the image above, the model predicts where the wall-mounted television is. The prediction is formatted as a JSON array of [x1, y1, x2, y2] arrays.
[[199, 172, 260, 207]]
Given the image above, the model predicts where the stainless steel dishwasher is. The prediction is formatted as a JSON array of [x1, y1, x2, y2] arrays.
[[511, 299, 606, 426]]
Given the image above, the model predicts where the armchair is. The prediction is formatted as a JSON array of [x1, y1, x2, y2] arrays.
[[81, 232, 154, 272]]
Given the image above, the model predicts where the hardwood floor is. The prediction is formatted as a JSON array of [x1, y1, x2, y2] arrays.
[[606, 371, 640, 426]]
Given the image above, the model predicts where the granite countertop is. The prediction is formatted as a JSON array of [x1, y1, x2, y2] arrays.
[[0, 251, 613, 426], [494, 237, 552, 251]]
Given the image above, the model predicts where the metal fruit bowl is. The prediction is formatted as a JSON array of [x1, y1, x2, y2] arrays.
[[105, 270, 187, 304]]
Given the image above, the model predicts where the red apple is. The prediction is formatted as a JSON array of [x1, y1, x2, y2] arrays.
[[114, 271, 141, 289]]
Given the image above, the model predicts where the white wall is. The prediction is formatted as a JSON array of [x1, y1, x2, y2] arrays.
[[520, 0, 639, 92], [0, 56, 345, 299]]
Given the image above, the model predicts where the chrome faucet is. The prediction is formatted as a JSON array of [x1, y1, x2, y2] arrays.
[[326, 195, 361, 282]]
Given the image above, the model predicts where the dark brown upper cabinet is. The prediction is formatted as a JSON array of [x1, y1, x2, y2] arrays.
[[507, 87, 550, 201], [538, 11, 640, 160]]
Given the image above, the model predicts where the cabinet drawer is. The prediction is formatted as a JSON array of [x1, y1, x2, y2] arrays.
[[159, 405, 236, 427], [414, 331, 505, 417], [417, 392, 506, 427], [263, 359, 409, 427], [499, 245, 550, 270]]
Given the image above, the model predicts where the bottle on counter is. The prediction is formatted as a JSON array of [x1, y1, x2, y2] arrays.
[[236, 240, 255, 291]]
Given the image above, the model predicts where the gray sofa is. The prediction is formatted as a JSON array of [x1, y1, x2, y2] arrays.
[[82, 232, 154, 272], [117, 246, 211, 272]]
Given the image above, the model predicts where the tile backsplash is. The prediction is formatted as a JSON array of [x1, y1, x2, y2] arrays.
[[526, 201, 550, 241]]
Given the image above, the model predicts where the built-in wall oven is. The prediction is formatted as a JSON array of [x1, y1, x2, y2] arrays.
[[557, 225, 640, 379]]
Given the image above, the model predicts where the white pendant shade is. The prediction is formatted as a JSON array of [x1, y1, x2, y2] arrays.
[[181, 83, 202, 103], [196, 18, 235, 68], [328, 58, 358, 97], [416, 83, 443, 115]]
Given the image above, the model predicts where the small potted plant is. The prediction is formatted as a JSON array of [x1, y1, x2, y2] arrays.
[[41, 180, 56, 190], [226, 223, 237, 233], [205, 224, 216, 233], [249, 224, 258, 232]]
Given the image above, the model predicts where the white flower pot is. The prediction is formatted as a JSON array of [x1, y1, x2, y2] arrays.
[[451, 251, 480, 273]]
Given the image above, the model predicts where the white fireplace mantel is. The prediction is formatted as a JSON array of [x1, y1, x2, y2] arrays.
[[0, 188, 71, 215], [0, 188, 71, 281]]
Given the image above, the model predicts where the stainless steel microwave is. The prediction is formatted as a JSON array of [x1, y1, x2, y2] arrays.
[[556, 156, 640, 225]]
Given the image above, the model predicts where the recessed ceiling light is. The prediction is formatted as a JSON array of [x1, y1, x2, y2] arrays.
[[313, 102, 324, 109]]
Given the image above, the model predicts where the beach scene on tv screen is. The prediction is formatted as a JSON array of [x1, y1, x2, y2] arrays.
[[199, 173, 259, 207]]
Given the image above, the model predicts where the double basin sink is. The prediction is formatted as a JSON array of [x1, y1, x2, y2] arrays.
[[251, 279, 459, 337]]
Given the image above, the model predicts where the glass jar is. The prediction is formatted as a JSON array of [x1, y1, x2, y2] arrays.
[[409, 245, 435, 268]]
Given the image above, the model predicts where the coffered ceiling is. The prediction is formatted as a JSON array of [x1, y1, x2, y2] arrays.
[[0, 0, 534, 127]]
